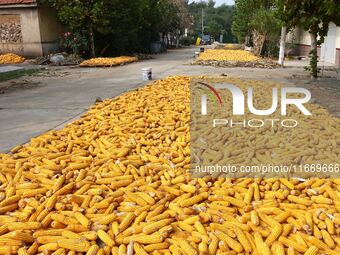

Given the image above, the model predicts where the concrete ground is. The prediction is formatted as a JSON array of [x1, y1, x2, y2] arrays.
[[0, 47, 339, 152]]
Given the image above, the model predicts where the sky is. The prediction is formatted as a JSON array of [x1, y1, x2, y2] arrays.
[[189, 0, 235, 6]]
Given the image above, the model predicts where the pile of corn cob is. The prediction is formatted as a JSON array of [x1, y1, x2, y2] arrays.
[[198, 50, 259, 62], [0, 76, 339, 255], [190, 77, 339, 179], [224, 44, 236, 49], [194, 50, 278, 68], [0, 53, 25, 65], [79, 57, 138, 67]]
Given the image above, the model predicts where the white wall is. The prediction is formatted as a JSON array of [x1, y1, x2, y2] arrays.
[[0, 7, 43, 56]]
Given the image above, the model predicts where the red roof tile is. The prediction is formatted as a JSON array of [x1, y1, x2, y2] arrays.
[[0, 0, 36, 5]]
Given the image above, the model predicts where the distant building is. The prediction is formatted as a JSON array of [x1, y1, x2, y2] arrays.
[[287, 22, 340, 67], [0, 0, 62, 57]]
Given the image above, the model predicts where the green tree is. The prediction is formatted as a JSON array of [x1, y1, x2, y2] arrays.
[[231, 0, 256, 43], [40, 0, 114, 57], [251, 8, 281, 55], [277, 0, 340, 77], [188, 1, 235, 42], [232, 0, 280, 56], [40, 0, 191, 56]]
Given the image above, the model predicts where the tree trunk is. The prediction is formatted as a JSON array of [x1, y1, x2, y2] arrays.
[[88, 22, 95, 58], [310, 32, 318, 78], [253, 30, 265, 56], [278, 26, 287, 66], [176, 31, 180, 48]]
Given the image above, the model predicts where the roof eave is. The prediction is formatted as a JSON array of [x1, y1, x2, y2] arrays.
[[0, 3, 37, 8]]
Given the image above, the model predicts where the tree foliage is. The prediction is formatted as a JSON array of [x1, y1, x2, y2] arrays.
[[232, 0, 281, 56], [276, 0, 340, 77], [39, 0, 192, 57], [231, 0, 257, 43], [188, 1, 235, 42]]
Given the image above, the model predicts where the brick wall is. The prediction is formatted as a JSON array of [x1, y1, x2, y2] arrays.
[[0, 14, 24, 54]]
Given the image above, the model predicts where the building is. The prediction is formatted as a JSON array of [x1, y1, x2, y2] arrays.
[[287, 22, 340, 67], [0, 0, 62, 57]]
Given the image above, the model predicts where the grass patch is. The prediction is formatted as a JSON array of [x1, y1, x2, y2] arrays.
[[0, 68, 40, 83]]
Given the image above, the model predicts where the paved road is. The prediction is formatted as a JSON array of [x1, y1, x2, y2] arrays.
[[0, 47, 334, 152]]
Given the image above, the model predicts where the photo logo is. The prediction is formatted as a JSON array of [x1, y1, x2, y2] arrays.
[[199, 82, 312, 116]]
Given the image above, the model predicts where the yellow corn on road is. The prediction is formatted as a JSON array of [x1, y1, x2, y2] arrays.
[[0, 76, 339, 255], [198, 49, 259, 62], [0, 53, 25, 65], [79, 56, 138, 67]]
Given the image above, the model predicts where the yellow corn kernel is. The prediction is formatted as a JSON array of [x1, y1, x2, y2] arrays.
[[52, 248, 66, 255], [198, 242, 208, 253], [95, 213, 116, 225], [180, 193, 208, 207], [37, 235, 62, 244], [8, 230, 34, 243], [0, 195, 20, 207], [234, 228, 252, 252], [118, 244, 127, 255], [137, 192, 156, 205], [132, 233, 163, 244], [80, 231, 97, 241], [111, 247, 119, 255], [0, 225, 9, 235], [287, 195, 311, 206], [57, 238, 91, 252], [320, 229, 335, 249], [251, 210, 259, 226], [216, 231, 243, 253], [74, 212, 90, 228], [194, 221, 207, 236], [119, 212, 135, 233], [62, 230, 82, 239], [86, 244, 99, 255], [208, 234, 218, 255], [300, 233, 328, 250], [287, 247, 295, 255], [281, 224, 292, 237], [303, 246, 319, 255], [325, 217, 334, 235], [180, 184, 196, 194], [144, 242, 169, 252], [278, 236, 307, 253], [271, 241, 285, 255], [27, 241, 39, 254], [244, 185, 254, 205], [134, 242, 148, 255], [254, 232, 271, 255], [275, 211, 291, 223], [97, 230, 115, 247], [51, 214, 78, 225], [0, 246, 18, 254], [265, 224, 282, 245], [143, 219, 173, 235], [17, 247, 29, 255], [8, 222, 41, 231], [280, 179, 295, 190], [177, 239, 197, 255], [311, 196, 333, 204], [38, 243, 59, 252]]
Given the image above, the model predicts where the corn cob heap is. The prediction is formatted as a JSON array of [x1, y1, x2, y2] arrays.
[[224, 44, 237, 50], [0, 76, 339, 255], [198, 50, 259, 62], [79, 57, 138, 67], [0, 53, 25, 65]]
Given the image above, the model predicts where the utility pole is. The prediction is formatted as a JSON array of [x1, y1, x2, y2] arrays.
[[201, 8, 204, 36]]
